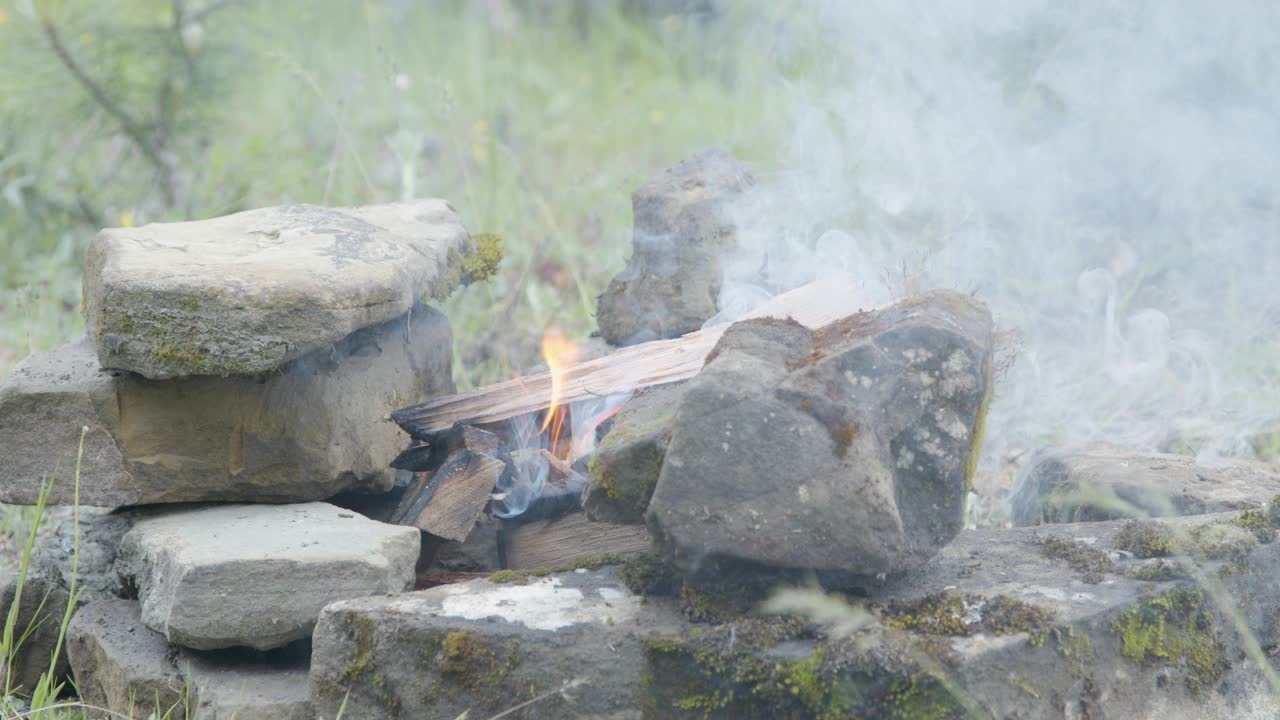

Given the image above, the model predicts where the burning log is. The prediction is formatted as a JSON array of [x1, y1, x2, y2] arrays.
[[391, 273, 874, 438]]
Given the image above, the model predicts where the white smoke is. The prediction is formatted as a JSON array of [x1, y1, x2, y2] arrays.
[[716, 1, 1280, 475]]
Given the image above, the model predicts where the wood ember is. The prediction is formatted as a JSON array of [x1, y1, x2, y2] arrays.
[[501, 512, 652, 570], [392, 273, 873, 438]]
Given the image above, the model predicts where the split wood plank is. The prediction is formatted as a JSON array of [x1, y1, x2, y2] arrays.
[[393, 273, 873, 437], [502, 511, 653, 570], [403, 449, 506, 541]]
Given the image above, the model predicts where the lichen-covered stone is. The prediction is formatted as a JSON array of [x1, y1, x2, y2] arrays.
[[647, 290, 994, 585], [0, 305, 452, 506], [597, 148, 755, 345], [84, 199, 473, 379], [642, 513, 1280, 719], [117, 502, 419, 651], [67, 599, 313, 720], [583, 383, 687, 524], [310, 567, 686, 720], [1010, 447, 1280, 526]]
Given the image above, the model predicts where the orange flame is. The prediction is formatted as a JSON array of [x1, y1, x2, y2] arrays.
[[540, 329, 580, 455]]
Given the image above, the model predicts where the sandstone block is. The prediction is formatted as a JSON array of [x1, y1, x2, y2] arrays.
[[0, 304, 452, 506], [116, 502, 419, 651], [84, 199, 476, 378], [67, 599, 312, 720]]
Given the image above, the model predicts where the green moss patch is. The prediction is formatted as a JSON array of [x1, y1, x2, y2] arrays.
[[642, 619, 855, 720], [882, 591, 1054, 638], [1114, 587, 1228, 693], [1037, 536, 1114, 583], [488, 553, 625, 585], [1114, 521, 1180, 558], [621, 550, 680, 596]]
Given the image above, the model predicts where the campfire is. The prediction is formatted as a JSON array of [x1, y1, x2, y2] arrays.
[[387, 271, 882, 581]]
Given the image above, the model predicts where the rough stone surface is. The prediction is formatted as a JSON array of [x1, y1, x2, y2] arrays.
[[67, 599, 312, 720], [84, 199, 473, 378], [583, 383, 687, 524], [1010, 447, 1280, 526], [34, 510, 136, 603], [647, 290, 994, 584], [643, 513, 1280, 719], [0, 571, 71, 695], [597, 148, 755, 346], [117, 502, 420, 651], [0, 304, 453, 506], [310, 567, 684, 720]]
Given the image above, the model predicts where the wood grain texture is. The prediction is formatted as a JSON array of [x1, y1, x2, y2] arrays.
[[393, 273, 873, 437], [502, 512, 653, 570]]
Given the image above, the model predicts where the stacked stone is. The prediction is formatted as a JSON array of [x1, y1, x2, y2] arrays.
[[0, 200, 485, 716]]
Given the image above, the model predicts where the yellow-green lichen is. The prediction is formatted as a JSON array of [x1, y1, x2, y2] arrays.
[[1130, 561, 1185, 582], [964, 362, 994, 493], [620, 550, 680, 597], [882, 592, 1054, 638], [1114, 521, 1180, 558], [436, 631, 522, 697], [462, 232, 503, 284], [1052, 625, 1093, 678], [1115, 587, 1227, 693], [879, 674, 963, 720], [642, 621, 853, 720], [1229, 507, 1277, 543], [1037, 536, 1114, 583], [681, 584, 740, 624]]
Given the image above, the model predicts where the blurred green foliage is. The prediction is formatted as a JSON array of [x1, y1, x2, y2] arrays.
[[0, 0, 790, 385]]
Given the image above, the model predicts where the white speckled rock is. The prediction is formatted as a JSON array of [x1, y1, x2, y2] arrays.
[[117, 503, 420, 651]]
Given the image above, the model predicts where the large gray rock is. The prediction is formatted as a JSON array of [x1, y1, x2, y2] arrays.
[[67, 599, 312, 720], [647, 290, 994, 584], [117, 502, 419, 651], [84, 199, 476, 379], [0, 304, 452, 506], [583, 383, 687, 524], [0, 571, 71, 696], [310, 567, 684, 720], [1010, 447, 1280, 526], [597, 149, 755, 346], [641, 513, 1280, 719]]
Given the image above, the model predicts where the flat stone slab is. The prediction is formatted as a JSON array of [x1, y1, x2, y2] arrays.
[[1010, 447, 1280, 526], [117, 502, 419, 651], [0, 305, 452, 506], [310, 512, 1280, 719], [310, 567, 686, 720], [67, 599, 312, 720], [84, 199, 474, 378], [642, 513, 1280, 719]]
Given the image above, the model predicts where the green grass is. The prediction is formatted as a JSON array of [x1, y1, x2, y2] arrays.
[[0, 1, 791, 386]]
